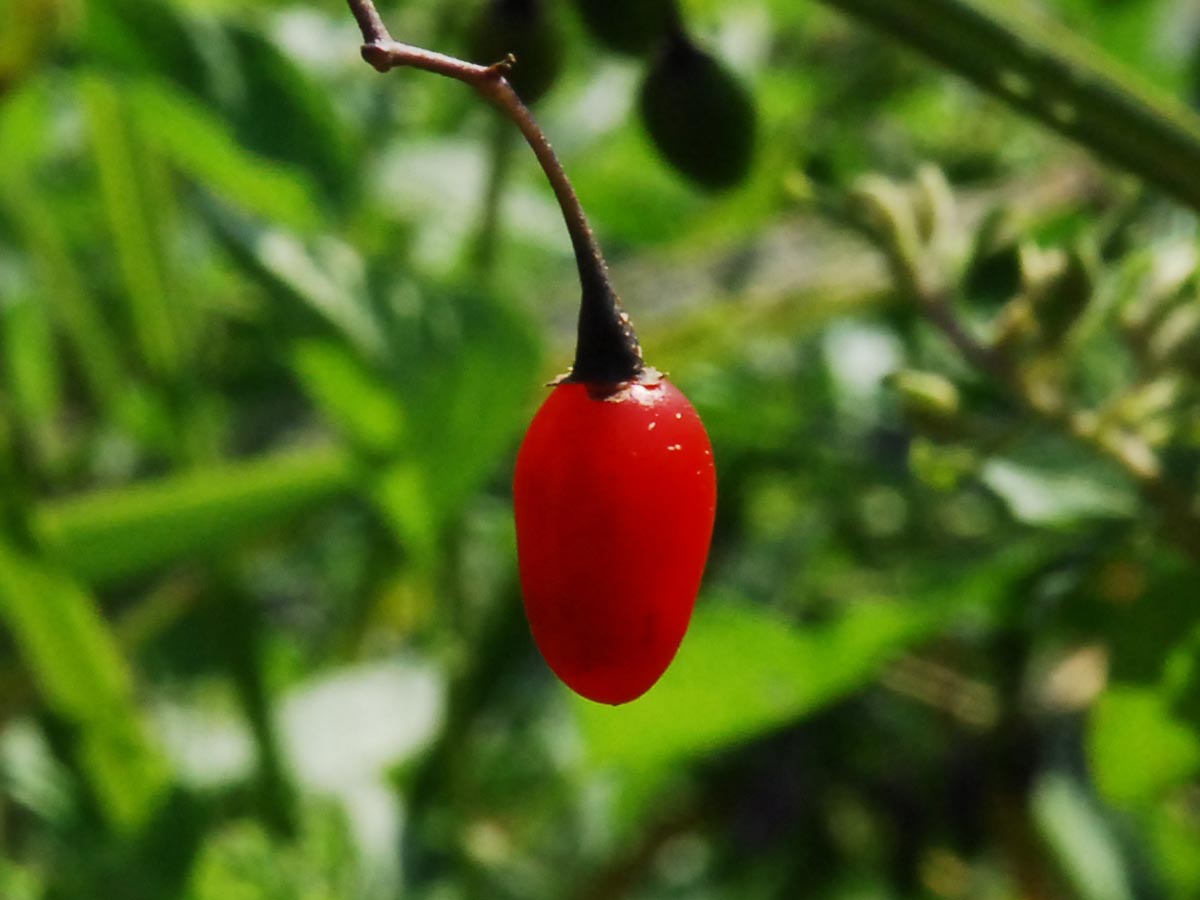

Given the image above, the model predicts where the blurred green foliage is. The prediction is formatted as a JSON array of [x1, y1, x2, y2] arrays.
[[0, 0, 1199, 897]]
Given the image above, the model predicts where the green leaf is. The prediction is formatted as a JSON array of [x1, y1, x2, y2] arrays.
[[1088, 685, 1200, 810], [360, 283, 541, 559], [1150, 798, 1200, 898], [130, 81, 322, 232], [0, 540, 170, 833], [84, 0, 353, 200], [83, 0, 214, 98], [578, 599, 928, 770], [1087, 559, 1200, 685], [2, 290, 62, 448], [371, 461, 438, 571], [570, 127, 703, 245], [397, 284, 541, 521], [816, 0, 1200, 212], [0, 853, 44, 900], [290, 340, 405, 454], [35, 447, 356, 587], [0, 81, 130, 420], [220, 22, 352, 202], [0, 73, 51, 169], [980, 456, 1135, 528], [81, 73, 184, 382], [578, 550, 1035, 771], [204, 204, 386, 360], [187, 813, 356, 900]]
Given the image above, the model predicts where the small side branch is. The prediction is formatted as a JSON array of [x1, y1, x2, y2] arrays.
[[343, 0, 643, 382], [851, 171, 1200, 562]]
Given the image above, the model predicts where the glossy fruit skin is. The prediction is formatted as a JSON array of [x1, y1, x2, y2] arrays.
[[514, 379, 716, 705]]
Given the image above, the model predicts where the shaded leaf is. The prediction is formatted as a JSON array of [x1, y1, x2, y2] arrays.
[[578, 549, 1033, 771], [0, 540, 170, 832], [317, 281, 542, 567], [81, 74, 184, 382], [392, 283, 541, 522], [84, 0, 352, 201], [222, 23, 353, 202]]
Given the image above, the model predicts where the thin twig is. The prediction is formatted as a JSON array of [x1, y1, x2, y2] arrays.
[[346, 0, 390, 44], [360, 39, 609, 299], [921, 290, 1008, 381], [345, 0, 642, 380], [473, 117, 519, 279]]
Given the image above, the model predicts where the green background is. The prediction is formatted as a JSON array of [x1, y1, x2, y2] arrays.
[[1, 0, 1199, 897]]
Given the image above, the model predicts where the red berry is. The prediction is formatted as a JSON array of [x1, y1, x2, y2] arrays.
[[513, 377, 716, 705]]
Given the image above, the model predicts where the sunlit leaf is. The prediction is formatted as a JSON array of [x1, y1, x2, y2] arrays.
[[187, 814, 357, 900], [1088, 684, 1200, 809], [578, 599, 924, 770], [980, 456, 1135, 527], [204, 204, 386, 359], [1033, 773, 1135, 900], [2, 290, 62, 448], [36, 447, 356, 587]]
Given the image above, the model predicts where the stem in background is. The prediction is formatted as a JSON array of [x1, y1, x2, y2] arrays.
[[472, 115, 518, 280], [345, 0, 644, 383], [948, 315, 1200, 560], [819, 0, 1200, 214], [857, 187, 1200, 563], [932, 299, 1200, 560]]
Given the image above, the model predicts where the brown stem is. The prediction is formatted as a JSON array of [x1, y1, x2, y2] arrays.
[[472, 115, 517, 278], [345, 0, 644, 383], [347, 0, 389, 44]]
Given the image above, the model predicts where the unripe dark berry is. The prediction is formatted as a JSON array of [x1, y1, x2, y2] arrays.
[[573, 0, 679, 56], [468, 0, 564, 104], [639, 33, 756, 190]]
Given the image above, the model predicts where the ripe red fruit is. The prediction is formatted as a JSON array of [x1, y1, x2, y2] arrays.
[[514, 377, 716, 705], [341, 1, 715, 703]]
